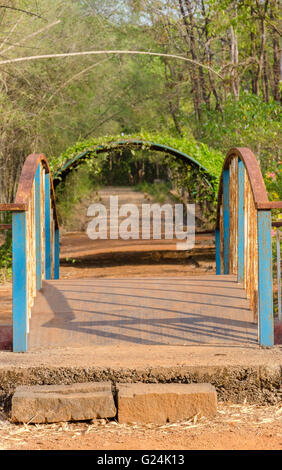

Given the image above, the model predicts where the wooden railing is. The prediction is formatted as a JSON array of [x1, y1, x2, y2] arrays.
[[0, 154, 59, 352], [273, 221, 281, 322], [215, 148, 282, 347]]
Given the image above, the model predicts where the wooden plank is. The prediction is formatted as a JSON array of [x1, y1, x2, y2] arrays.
[[250, 175, 255, 315], [31, 182, 36, 311], [244, 170, 249, 294], [237, 158, 245, 283], [35, 165, 42, 291], [223, 168, 230, 274], [257, 201, 282, 209], [26, 181, 36, 334], [12, 212, 28, 352], [233, 158, 238, 274], [277, 228, 281, 320], [0, 203, 27, 212], [41, 167, 45, 280], [54, 228, 60, 280], [257, 211, 274, 346], [229, 157, 238, 275], [251, 189, 258, 320], [45, 173, 52, 279], [215, 228, 221, 275], [51, 209, 55, 278], [243, 169, 259, 320], [219, 204, 224, 274]]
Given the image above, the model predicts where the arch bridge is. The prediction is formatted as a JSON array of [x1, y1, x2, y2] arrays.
[[0, 145, 281, 351]]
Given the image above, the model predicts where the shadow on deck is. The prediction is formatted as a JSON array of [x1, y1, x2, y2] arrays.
[[29, 274, 257, 350]]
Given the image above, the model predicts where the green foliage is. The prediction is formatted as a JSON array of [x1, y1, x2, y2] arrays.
[[55, 165, 100, 230], [195, 93, 281, 189], [135, 181, 172, 203], [264, 164, 282, 202], [51, 131, 225, 180], [0, 230, 12, 283], [54, 132, 221, 229]]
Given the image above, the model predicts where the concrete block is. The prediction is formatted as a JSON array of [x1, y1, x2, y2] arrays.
[[117, 382, 217, 424], [12, 381, 116, 423]]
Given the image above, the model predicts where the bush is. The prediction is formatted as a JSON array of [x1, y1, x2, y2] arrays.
[[0, 230, 12, 282]]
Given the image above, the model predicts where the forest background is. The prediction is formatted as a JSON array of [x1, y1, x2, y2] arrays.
[[0, 0, 281, 274]]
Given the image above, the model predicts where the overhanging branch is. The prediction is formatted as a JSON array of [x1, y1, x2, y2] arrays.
[[0, 49, 224, 79]]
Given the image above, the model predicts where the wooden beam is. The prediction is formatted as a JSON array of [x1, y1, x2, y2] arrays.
[[54, 228, 60, 280], [223, 168, 230, 274], [35, 165, 42, 291], [257, 210, 274, 346], [12, 212, 28, 352], [45, 173, 52, 280], [215, 228, 221, 274], [237, 158, 245, 283], [0, 203, 27, 212]]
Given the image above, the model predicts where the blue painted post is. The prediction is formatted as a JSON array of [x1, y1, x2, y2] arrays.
[[223, 168, 230, 274], [215, 228, 221, 274], [35, 165, 42, 290], [237, 159, 245, 283], [12, 212, 28, 352], [45, 173, 52, 279], [54, 228, 60, 279], [257, 210, 274, 346]]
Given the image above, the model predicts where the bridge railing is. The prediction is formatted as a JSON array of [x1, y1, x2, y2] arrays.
[[0, 154, 59, 352], [273, 221, 281, 322], [215, 148, 282, 346]]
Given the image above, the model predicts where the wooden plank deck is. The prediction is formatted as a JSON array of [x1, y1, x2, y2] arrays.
[[29, 275, 257, 350]]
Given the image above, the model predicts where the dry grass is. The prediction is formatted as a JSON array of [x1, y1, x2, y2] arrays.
[[0, 403, 281, 449]]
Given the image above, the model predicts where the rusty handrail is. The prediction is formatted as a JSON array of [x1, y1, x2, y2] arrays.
[[216, 147, 282, 228], [0, 154, 58, 228], [0, 153, 60, 352]]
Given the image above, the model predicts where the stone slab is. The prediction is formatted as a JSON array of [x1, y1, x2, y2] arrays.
[[11, 381, 116, 423], [117, 382, 217, 424]]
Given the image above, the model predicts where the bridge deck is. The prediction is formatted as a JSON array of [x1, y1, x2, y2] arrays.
[[29, 275, 257, 350]]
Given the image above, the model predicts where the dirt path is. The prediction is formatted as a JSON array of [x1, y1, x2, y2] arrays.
[[0, 182, 216, 327], [0, 403, 281, 450]]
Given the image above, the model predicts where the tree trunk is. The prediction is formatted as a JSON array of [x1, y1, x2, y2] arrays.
[[163, 59, 183, 135], [230, 25, 240, 100], [272, 25, 281, 102], [256, 0, 269, 100], [250, 15, 259, 95], [178, 0, 202, 120], [201, 0, 222, 112]]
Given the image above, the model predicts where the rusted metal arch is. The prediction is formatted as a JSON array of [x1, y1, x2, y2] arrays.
[[0, 153, 59, 228], [53, 140, 216, 188], [216, 147, 282, 229]]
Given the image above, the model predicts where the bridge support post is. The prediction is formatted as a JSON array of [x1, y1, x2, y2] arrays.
[[54, 228, 60, 280], [223, 168, 230, 274], [45, 173, 52, 279], [258, 210, 274, 347], [35, 166, 42, 290], [215, 228, 221, 274], [12, 212, 28, 352], [237, 158, 245, 283]]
